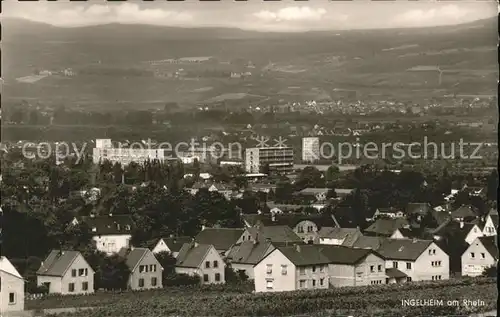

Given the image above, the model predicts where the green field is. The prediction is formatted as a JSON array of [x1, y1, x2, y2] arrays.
[[26, 278, 497, 317]]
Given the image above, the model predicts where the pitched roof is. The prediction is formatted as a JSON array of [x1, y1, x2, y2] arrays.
[[242, 213, 336, 229], [318, 245, 380, 264], [407, 203, 431, 215], [386, 268, 408, 278], [376, 208, 402, 215], [194, 228, 244, 251], [246, 226, 303, 243], [398, 228, 421, 239], [159, 236, 193, 253], [317, 227, 361, 245], [227, 241, 274, 265], [118, 248, 150, 271], [37, 250, 81, 277], [434, 221, 478, 242], [431, 210, 451, 227], [275, 245, 332, 266], [331, 206, 359, 228], [478, 236, 499, 259], [451, 205, 477, 219], [364, 218, 409, 236], [348, 236, 388, 250], [377, 239, 433, 261], [487, 208, 499, 227], [0, 256, 23, 279], [297, 188, 328, 195], [81, 215, 134, 235], [176, 243, 213, 268]]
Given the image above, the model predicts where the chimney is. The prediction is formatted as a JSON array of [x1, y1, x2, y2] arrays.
[[295, 244, 301, 252], [460, 221, 464, 229], [90, 214, 95, 218], [201, 225, 206, 231], [109, 213, 113, 217], [412, 238, 417, 243], [271, 214, 276, 222]]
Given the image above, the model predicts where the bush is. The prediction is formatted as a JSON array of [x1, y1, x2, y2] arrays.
[[163, 273, 201, 287]]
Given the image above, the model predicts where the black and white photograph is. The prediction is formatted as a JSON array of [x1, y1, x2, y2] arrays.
[[0, 0, 498, 316]]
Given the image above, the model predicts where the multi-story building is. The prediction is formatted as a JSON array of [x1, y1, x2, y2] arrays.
[[245, 147, 294, 175], [0, 257, 25, 313], [302, 137, 320, 163], [92, 139, 167, 165]]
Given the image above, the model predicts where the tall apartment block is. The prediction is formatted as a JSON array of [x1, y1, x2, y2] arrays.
[[302, 137, 320, 163], [245, 147, 294, 175]]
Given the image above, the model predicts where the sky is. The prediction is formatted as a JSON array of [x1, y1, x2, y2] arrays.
[[2, 0, 497, 32]]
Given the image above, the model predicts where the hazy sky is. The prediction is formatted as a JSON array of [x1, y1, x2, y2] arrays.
[[3, 0, 497, 31]]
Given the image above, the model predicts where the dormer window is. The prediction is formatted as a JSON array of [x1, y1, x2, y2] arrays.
[[125, 225, 131, 231], [92, 227, 97, 232]]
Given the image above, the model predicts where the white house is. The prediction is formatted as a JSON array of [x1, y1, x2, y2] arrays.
[[377, 239, 450, 282], [0, 257, 25, 313], [461, 236, 498, 277], [151, 236, 193, 257], [73, 215, 134, 255]]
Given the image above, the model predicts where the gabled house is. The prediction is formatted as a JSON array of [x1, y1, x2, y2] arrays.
[[241, 213, 337, 244], [226, 241, 276, 279], [319, 245, 386, 286], [333, 189, 355, 199], [346, 236, 388, 250], [37, 250, 94, 295], [377, 239, 449, 282], [175, 243, 226, 285], [254, 244, 331, 292], [74, 214, 134, 255], [151, 236, 193, 257], [461, 236, 498, 277], [406, 203, 431, 220], [236, 225, 303, 245], [372, 208, 404, 219], [316, 227, 362, 246], [189, 182, 233, 199], [118, 248, 163, 290], [194, 228, 245, 256], [450, 205, 478, 221], [364, 218, 409, 237], [391, 227, 421, 240], [0, 257, 25, 312], [433, 221, 484, 245], [480, 209, 498, 236]]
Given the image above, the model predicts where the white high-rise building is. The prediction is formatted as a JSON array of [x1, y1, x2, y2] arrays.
[[92, 139, 166, 165], [302, 137, 320, 163], [245, 147, 294, 175]]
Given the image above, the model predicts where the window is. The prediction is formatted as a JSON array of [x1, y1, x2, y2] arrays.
[[393, 262, 398, 269], [149, 265, 157, 272], [406, 277, 412, 282], [428, 249, 432, 255], [68, 283, 75, 292], [406, 262, 412, 270], [203, 274, 209, 282], [139, 265, 146, 273], [82, 282, 88, 291], [312, 266, 316, 273], [312, 279, 316, 287], [266, 264, 273, 274], [71, 269, 77, 277], [138, 278, 144, 288], [319, 266, 325, 273], [370, 265, 375, 273], [215, 273, 221, 282], [9, 293, 15, 304], [437, 275, 442, 280], [433, 249, 436, 255], [205, 261, 210, 268], [319, 278, 324, 286], [298, 226, 304, 233], [151, 277, 157, 286], [213, 261, 218, 268], [378, 265, 382, 272], [471, 252, 475, 258], [266, 279, 273, 290], [299, 267, 306, 275], [78, 268, 88, 277], [481, 253, 486, 259], [242, 236, 245, 241], [281, 265, 287, 275], [299, 280, 306, 288]]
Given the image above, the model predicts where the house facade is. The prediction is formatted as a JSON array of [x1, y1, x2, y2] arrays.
[[254, 245, 330, 292], [461, 237, 498, 277], [151, 236, 193, 257], [379, 240, 449, 282], [316, 227, 362, 246], [226, 241, 276, 279], [176, 243, 226, 285], [121, 248, 163, 290], [37, 251, 94, 295], [481, 214, 497, 237], [0, 257, 25, 313]]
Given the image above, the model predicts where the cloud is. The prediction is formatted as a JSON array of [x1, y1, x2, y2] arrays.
[[5, 3, 193, 27], [392, 5, 469, 27], [253, 7, 327, 23]]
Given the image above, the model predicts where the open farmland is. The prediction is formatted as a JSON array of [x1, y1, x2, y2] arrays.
[[26, 278, 496, 317]]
